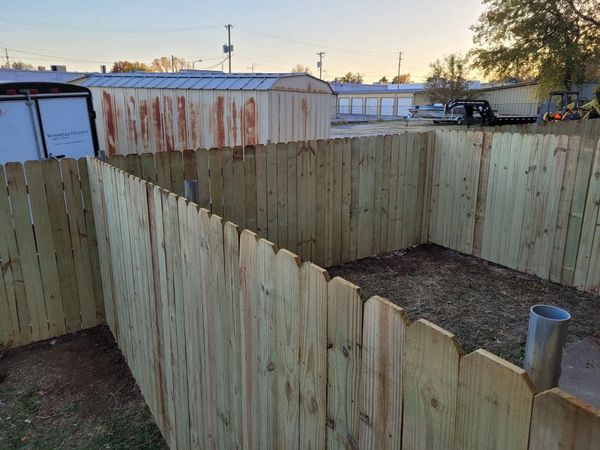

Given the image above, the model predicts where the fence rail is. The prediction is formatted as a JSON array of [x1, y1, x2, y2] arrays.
[[0, 159, 103, 348], [88, 157, 600, 450], [108, 134, 431, 267]]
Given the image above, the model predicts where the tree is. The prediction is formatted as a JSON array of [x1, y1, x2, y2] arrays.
[[151, 56, 191, 73], [471, 0, 600, 94], [378, 76, 389, 84], [291, 64, 312, 75], [333, 72, 364, 83], [392, 73, 412, 84], [111, 61, 151, 73], [2, 60, 34, 70], [424, 54, 471, 104]]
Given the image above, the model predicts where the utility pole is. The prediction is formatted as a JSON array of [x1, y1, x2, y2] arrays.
[[247, 63, 255, 73], [317, 52, 325, 79], [224, 24, 233, 73], [4, 48, 9, 68], [171, 55, 175, 73], [397, 51, 403, 85]]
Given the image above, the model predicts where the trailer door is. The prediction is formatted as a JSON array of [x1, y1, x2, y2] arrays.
[[0, 100, 43, 165], [37, 96, 96, 159]]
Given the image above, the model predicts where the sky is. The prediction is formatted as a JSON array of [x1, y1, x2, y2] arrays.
[[0, 0, 485, 83]]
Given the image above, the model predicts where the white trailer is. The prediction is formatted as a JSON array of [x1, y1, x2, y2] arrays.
[[0, 82, 99, 164]]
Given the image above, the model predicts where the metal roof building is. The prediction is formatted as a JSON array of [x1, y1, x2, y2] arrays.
[[81, 72, 334, 155]]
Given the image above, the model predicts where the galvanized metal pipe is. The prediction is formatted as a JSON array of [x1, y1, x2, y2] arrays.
[[184, 179, 198, 204], [523, 304, 570, 391]]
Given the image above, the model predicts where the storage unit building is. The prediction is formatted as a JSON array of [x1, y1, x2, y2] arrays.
[[331, 83, 430, 118], [81, 72, 334, 155]]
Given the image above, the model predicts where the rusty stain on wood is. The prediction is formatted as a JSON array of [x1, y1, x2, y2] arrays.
[[127, 96, 138, 147], [163, 96, 174, 152], [244, 97, 257, 146], [140, 99, 149, 152], [231, 99, 238, 146], [102, 91, 117, 156], [301, 98, 308, 141], [215, 96, 226, 148], [191, 101, 200, 148], [177, 96, 187, 147], [152, 97, 163, 152]]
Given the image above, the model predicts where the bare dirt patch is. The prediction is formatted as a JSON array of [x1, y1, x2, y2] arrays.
[[328, 244, 600, 366], [0, 326, 166, 449]]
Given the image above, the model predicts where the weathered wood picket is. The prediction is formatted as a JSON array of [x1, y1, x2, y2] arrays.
[[107, 134, 431, 268], [428, 130, 600, 295], [0, 159, 104, 348], [87, 156, 599, 450]]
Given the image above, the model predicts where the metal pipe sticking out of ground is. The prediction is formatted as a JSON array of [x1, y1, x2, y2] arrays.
[[184, 179, 198, 204], [523, 304, 571, 391]]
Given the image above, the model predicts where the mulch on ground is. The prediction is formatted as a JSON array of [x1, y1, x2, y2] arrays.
[[328, 244, 600, 366], [0, 326, 166, 450]]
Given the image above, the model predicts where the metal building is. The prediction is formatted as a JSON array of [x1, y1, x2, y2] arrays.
[[81, 72, 334, 155]]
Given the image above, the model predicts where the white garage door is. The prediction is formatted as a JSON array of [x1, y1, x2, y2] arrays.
[[381, 98, 394, 116], [396, 97, 412, 117], [338, 98, 350, 114], [365, 98, 378, 115], [351, 98, 363, 115]]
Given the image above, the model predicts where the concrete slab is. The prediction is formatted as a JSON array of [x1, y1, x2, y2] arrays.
[[559, 335, 600, 409]]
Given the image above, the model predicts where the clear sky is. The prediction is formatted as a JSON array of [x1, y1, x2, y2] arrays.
[[0, 0, 485, 82]]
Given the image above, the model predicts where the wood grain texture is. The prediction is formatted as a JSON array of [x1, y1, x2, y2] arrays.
[[402, 319, 461, 450], [529, 388, 600, 450], [327, 276, 363, 450], [453, 349, 535, 450], [358, 296, 408, 450]]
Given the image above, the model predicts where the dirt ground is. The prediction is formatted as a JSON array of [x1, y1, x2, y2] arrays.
[[0, 326, 166, 450], [328, 244, 600, 366]]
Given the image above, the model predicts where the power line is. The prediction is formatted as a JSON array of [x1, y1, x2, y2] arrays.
[[236, 25, 397, 56], [0, 16, 221, 34]]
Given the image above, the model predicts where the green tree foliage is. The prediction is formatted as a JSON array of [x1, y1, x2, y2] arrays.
[[334, 72, 364, 83], [291, 64, 312, 74], [111, 61, 151, 73], [378, 76, 389, 84], [471, 0, 600, 95], [424, 54, 471, 104]]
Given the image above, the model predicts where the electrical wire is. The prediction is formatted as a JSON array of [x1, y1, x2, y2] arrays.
[[0, 16, 221, 34], [235, 25, 398, 56]]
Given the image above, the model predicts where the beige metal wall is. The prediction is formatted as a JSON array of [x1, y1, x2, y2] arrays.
[[91, 87, 331, 155], [268, 90, 332, 143], [479, 84, 539, 116]]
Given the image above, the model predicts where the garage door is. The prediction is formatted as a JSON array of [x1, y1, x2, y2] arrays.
[[351, 98, 363, 115], [381, 98, 394, 116], [338, 98, 350, 114], [396, 97, 412, 117], [365, 98, 378, 115]]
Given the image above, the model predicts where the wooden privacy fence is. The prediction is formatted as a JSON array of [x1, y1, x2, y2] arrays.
[[88, 157, 599, 450], [107, 134, 431, 268], [429, 130, 600, 295], [0, 159, 104, 349], [492, 117, 600, 138]]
